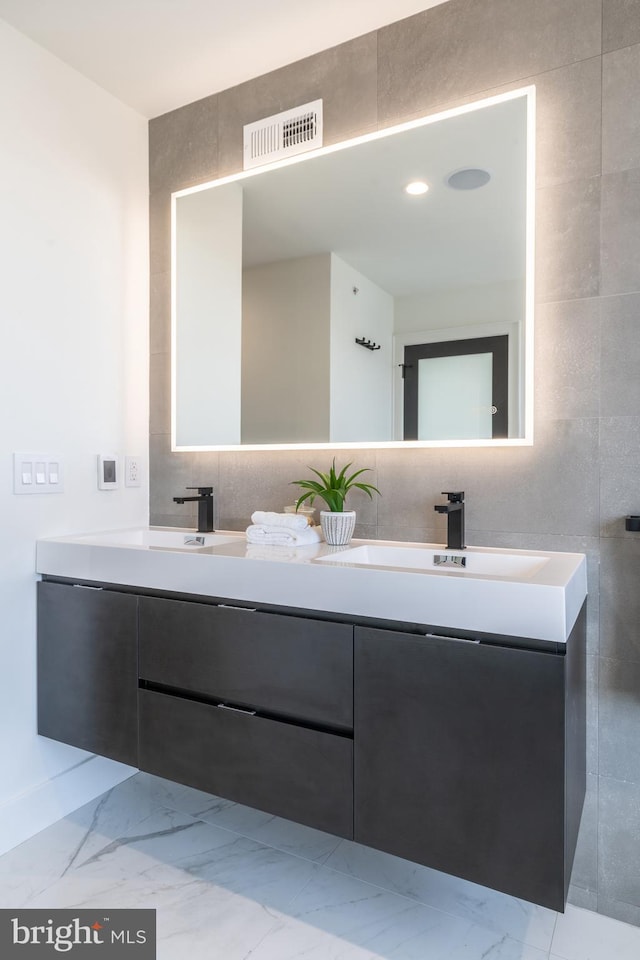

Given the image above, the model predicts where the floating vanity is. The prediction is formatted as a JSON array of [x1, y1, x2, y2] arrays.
[[36, 528, 587, 912]]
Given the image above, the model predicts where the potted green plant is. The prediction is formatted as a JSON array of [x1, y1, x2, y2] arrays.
[[291, 459, 380, 545]]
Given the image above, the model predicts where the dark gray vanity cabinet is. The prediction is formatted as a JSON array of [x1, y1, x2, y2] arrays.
[[37, 576, 586, 911], [353, 609, 586, 912], [37, 581, 138, 766], [137, 596, 354, 838]]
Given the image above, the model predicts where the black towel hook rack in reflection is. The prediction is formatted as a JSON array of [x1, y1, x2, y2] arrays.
[[355, 337, 381, 351]]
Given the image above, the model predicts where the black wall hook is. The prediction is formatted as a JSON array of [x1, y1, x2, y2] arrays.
[[355, 337, 381, 351]]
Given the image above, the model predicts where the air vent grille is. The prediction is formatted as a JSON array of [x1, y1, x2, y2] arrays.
[[282, 110, 318, 148], [243, 100, 323, 170]]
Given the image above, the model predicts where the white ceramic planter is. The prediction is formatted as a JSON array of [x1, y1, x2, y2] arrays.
[[320, 510, 356, 546]]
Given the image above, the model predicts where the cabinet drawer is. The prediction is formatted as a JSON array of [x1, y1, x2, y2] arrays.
[[139, 596, 353, 729], [139, 689, 353, 839]]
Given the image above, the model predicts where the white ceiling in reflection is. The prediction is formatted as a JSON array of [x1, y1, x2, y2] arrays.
[[240, 95, 527, 297]]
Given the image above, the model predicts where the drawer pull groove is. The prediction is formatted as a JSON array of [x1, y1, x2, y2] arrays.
[[424, 633, 480, 645], [217, 702, 257, 716], [139, 680, 353, 738], [217, 603, 257, 612]]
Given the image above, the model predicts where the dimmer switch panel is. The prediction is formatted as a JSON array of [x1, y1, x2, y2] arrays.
[[14, 453, 64, 494], [98, 454, 119, 490]]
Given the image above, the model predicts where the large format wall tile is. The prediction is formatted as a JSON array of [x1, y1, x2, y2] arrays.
[[474, 420, 599, 536], [568, 886, 599, 910], [377, 0, 601, 125], [150, 272, 170, 357], [599, 417, 640, 536], [149, 94, 219, 195], [600, 294, 640, 417], [603, 0, 640, 53], [149, 434, 195, 526], [535, 298, 600, 422], [598, 657, 640, 780], [587, 655, 599, 773], [533, 57, 602, 188], [149, 352, 170, 437], [535, 177, 601, 302], [217, 33, 377, 176], [597, 895, 640, 928], [603, 44, 640, 174], [600, 537, 640, 660], [598, 777, 640, 914], [149, 191, 171, 276], [601, 169, 640, 295]]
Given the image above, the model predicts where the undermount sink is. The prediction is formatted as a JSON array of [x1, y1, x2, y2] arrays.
[[315, 544, 549, 579], [72, 528, 241, 550]]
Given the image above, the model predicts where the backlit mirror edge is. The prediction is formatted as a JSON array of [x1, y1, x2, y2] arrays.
[[170, 84, 536, 453]]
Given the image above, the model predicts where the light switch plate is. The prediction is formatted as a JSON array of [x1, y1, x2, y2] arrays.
[[14, 452, 64, 494]]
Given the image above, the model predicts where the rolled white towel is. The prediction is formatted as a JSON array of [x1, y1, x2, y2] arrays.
[[245, 524, 322, 546], [251, 510, 309, 530]]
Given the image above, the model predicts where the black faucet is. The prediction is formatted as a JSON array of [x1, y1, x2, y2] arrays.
[[172, 486, 215, 533], [434, 491, 465, 550]]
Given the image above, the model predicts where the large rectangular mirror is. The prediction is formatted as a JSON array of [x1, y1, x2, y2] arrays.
[[171, 86, 535, 450]]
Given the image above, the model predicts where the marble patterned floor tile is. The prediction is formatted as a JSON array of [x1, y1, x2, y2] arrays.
[[325, 839, 556, 952], [130, 772, 341, 863], [6, 778, 640, 960], [0, 777, 160, 882], [153, 891, 281, 960], [551, 904, 640, 959], [246, 866, 551, 960], [56, 805, 320, 912], [1, 868, 284, 960]]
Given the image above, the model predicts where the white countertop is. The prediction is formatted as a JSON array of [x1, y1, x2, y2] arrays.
[[36, 527, 587, 644]]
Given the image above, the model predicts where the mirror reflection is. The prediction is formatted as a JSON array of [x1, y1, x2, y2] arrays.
[[172, 88, 533, 449]]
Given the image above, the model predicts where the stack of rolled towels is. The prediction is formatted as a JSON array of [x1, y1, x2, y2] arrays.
[[246, 510, 323, 546]]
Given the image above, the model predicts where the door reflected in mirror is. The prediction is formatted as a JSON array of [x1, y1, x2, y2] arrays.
[[403, 335, 509, 441], [172, 86, 535, 450]]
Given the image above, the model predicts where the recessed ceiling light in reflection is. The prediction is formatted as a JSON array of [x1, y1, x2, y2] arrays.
[[404, 180, 429, 196]]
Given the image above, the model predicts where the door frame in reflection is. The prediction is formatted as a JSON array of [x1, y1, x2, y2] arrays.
[[402, 335, 509, 440]]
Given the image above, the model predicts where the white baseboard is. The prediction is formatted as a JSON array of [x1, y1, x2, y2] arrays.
[[0, 755, 138, 858]]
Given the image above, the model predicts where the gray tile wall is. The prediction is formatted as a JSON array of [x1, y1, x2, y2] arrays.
[[148, 0, 640, 925]]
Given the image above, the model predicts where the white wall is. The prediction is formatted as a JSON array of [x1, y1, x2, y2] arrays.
[[394, 279, 523, 333], [242, 254, 331, 443], [175, 184, 243, 447], [0, 19, 149, 852], [330, 254, 393, 442]]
